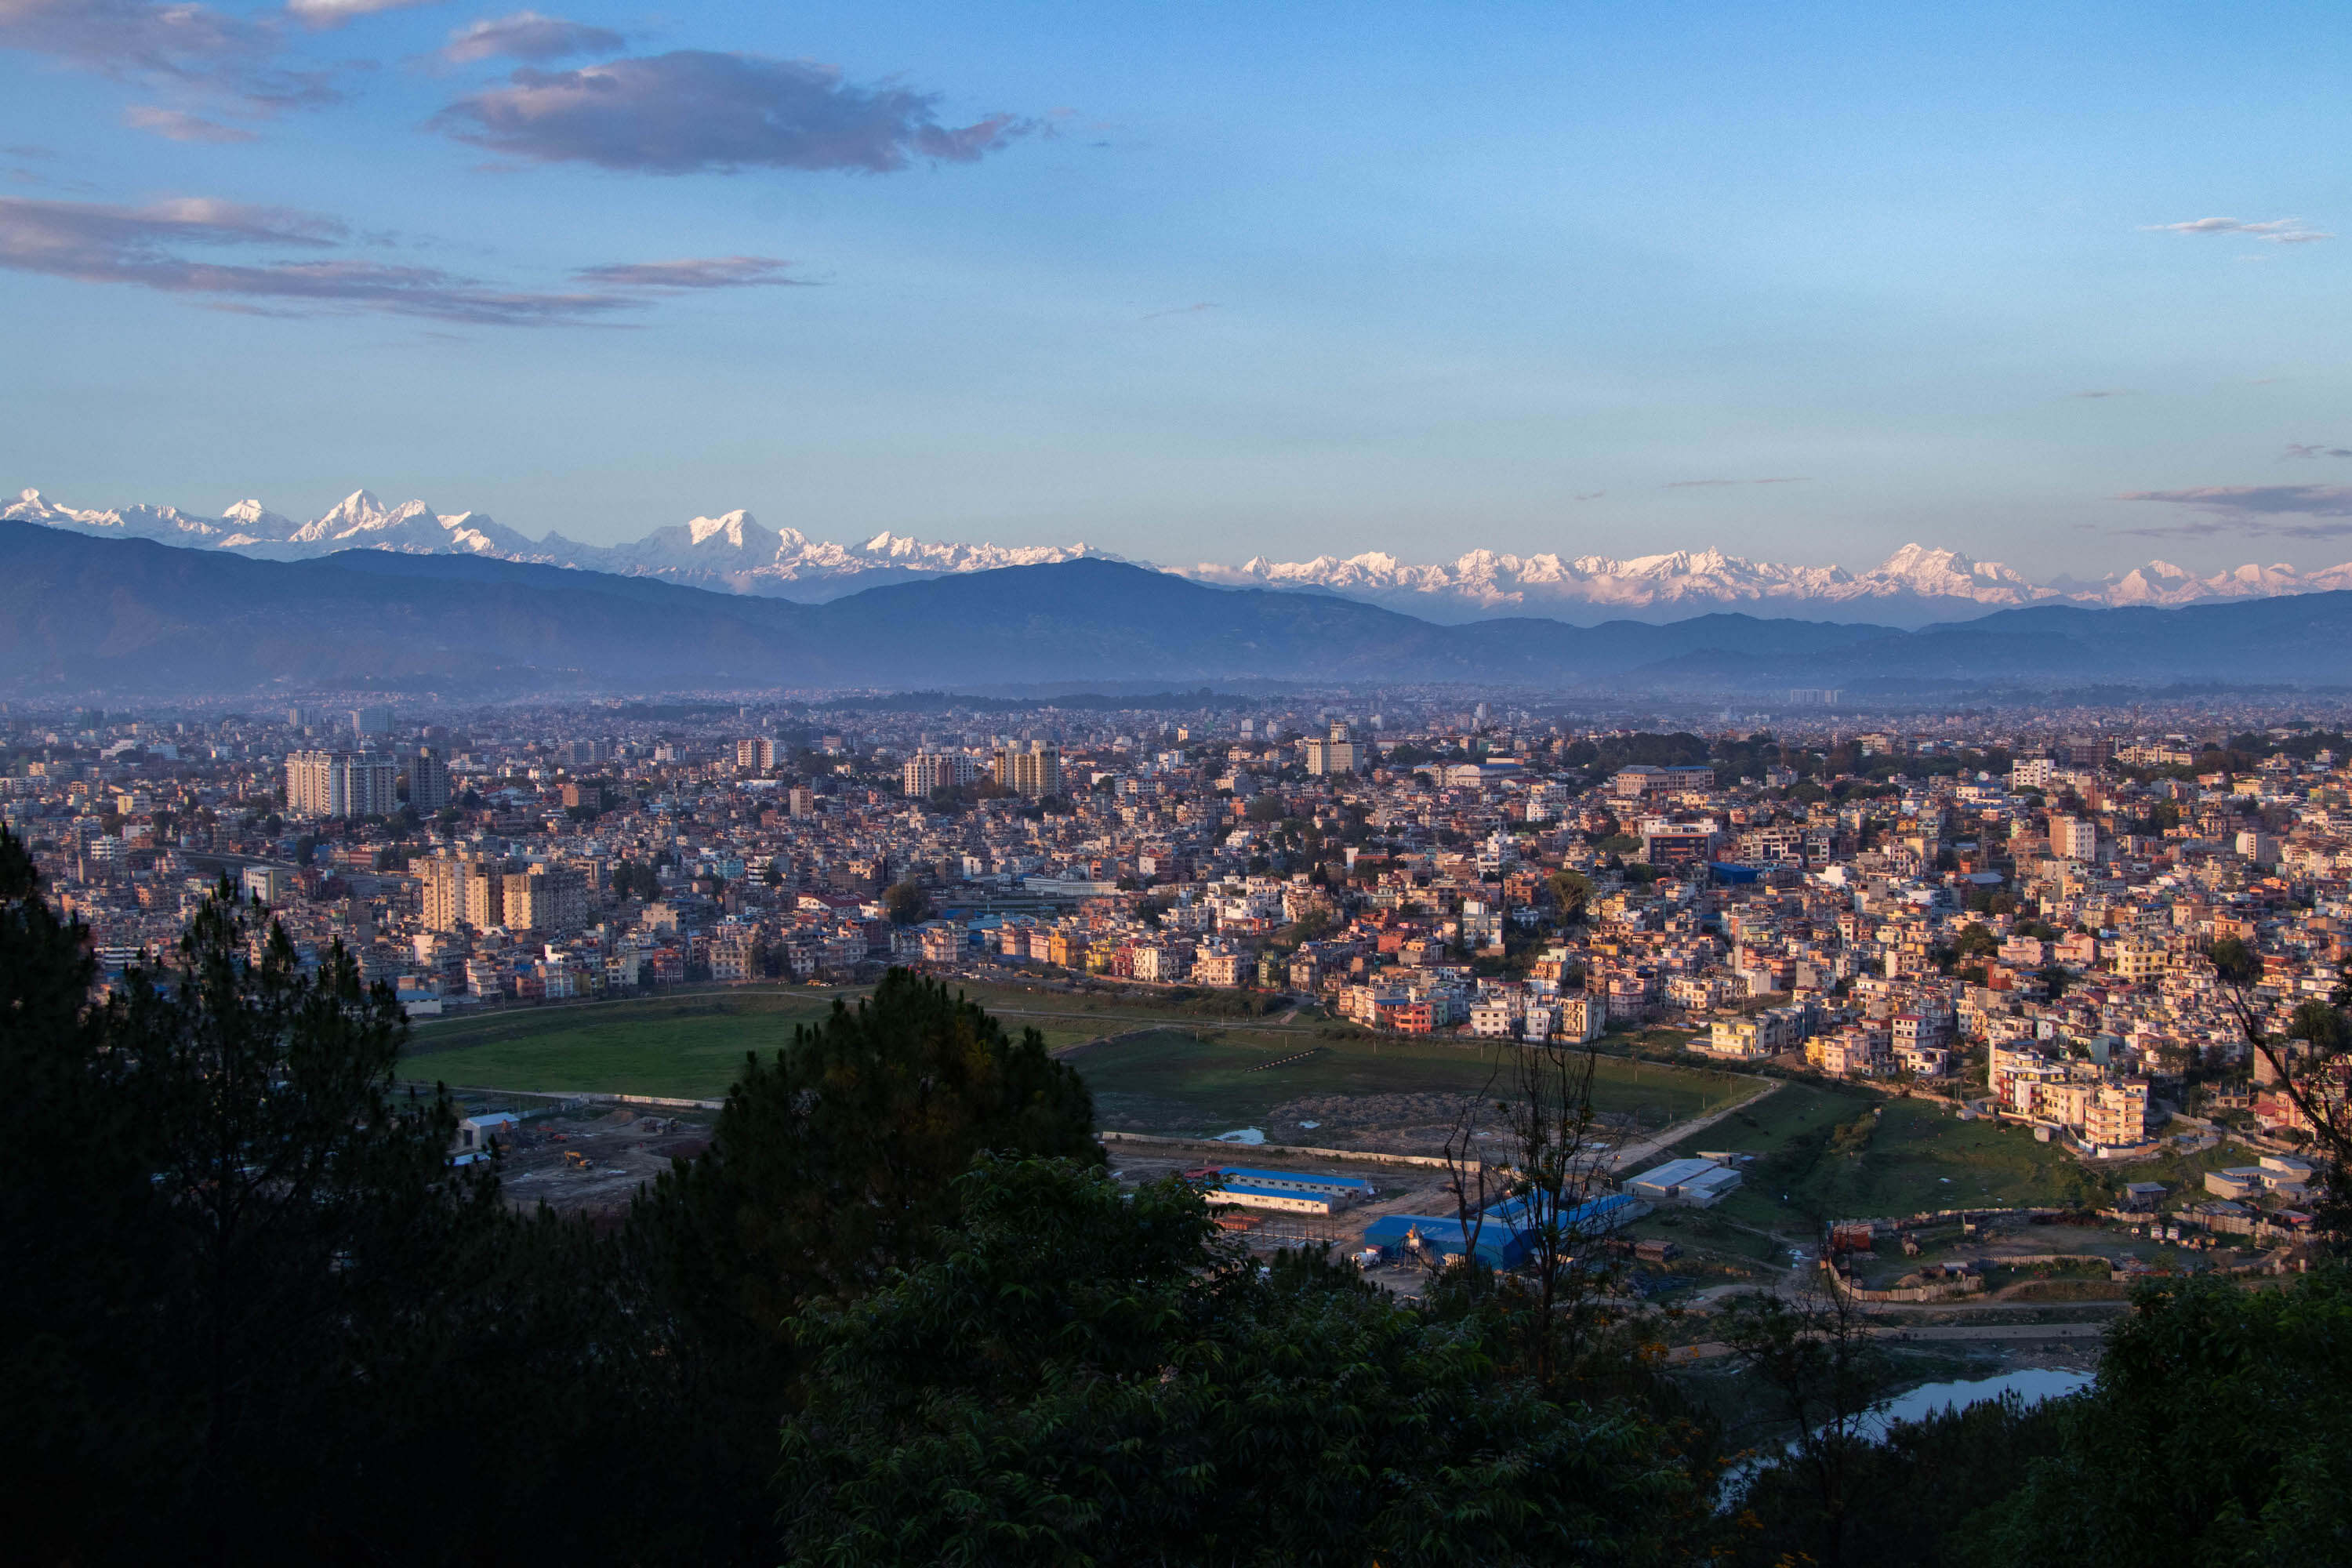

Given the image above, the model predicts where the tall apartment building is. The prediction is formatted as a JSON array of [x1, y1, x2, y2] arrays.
[[788, 785, 815, 818], [903, 750, 979, 797], [287, 750, 338, 816], [408, 748, 452, 815], [994, 740, 1062, 800], [419, 851, 515, 932], [286, 750, 399, 818], [736, 737, 776, 771], [503, 864, 589, 935], [2053, 817, 2098, 861], [350, 704, 393, 739], [1303, 722, 1360, 776]]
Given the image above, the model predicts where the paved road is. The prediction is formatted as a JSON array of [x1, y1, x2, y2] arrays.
[[1605, 1076, 1782, 1174]]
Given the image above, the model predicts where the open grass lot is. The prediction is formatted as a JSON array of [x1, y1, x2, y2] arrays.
[[398, 978, 1753, 1140], [1065, 1026, 1746, 1141], [401, 989, 855, 1099], [1661, 1084, 2105, 1229]]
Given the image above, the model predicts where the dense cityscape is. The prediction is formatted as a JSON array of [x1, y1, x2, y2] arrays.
[[11, 690, 2338, 1229], [9, 0, 2350, 1557]]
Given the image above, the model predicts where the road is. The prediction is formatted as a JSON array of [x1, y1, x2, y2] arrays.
[[1604, 1076, 1781, 1174]]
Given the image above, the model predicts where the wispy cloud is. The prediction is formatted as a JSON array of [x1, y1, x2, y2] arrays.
[[0, 194, 647, 325], [2284, 442, 2352, 460], [573, 255, 806, 289], [1142, 301, 1217, 320], [1572, 491, 1606, 502], [2071, 388, 2133, 399], [436, 10, 622, 64], [2144, 216, 2332, 244], [430, 50, 1033, 174], [0, 0, 344, 111], [284, 0, 444, 30], [124, 104, 260, 142], [1664, 476, 1809, 488], [2117, 485, 2352, 539]]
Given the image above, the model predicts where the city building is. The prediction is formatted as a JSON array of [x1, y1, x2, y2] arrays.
[[994, 740, 1062, 799]]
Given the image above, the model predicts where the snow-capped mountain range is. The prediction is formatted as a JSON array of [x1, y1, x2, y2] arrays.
[[11, 486, 2352, 626]]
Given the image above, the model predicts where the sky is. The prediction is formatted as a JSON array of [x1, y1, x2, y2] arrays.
[[2, 0, 2349, 578]]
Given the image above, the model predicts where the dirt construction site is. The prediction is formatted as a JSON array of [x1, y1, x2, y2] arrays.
[[454, 1096, 716, 1217]]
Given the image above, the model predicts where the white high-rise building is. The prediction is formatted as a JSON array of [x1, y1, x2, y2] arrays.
[[904, 751, 979, 798], [286, 750, 399, 818]]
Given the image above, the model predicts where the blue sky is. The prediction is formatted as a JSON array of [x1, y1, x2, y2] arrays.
[[2, 0, 2348, 575]]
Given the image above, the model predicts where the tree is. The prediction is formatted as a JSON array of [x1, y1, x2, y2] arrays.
[[632, 970, 1098, 1337], [2209, 936, 2352, 1243], [779, 1156, 1711, 1566], [1733, 1390, 2067, 1568], [881, 877, 931, 926], [1, 837, 508, 1562], [1955, 923, 2001, 959], [1980, 1268, 2352, 1566], [1547, 867, 1594, 922], [1719, 1269, 1896, 1568]]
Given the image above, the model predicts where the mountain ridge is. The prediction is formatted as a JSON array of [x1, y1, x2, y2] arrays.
[[7, 522, 2352, 696], [11, 485, 2349, 628]]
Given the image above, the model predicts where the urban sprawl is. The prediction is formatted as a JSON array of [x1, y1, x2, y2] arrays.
[[7, 693, 2339, 1241]]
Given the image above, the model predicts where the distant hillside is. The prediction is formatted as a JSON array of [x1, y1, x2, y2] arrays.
[[3, 522, 2350, 695]]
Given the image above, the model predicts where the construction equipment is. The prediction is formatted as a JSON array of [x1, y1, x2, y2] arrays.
[[563, 1150, 593, 1171]]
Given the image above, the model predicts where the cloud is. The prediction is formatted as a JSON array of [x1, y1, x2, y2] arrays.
[[285, 0, 442, 29], [0, 193, 645, 325], [2285, 443, 2352, 460], [0, 0, 345, 110], [2117, 485, 2352, 539], [124, 104, 259, 142], [437, 9, 620, 64], [430, 49, 1033, 173], [573, 255, 804, 288], [1664, 476, 1810, 488], [2144, 216, 2332, 244], [1142, 301, 1216, 320], [2072, 388, 2133, 399]]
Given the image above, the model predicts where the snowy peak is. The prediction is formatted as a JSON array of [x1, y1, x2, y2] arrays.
[[14, 483, 2352, 622]]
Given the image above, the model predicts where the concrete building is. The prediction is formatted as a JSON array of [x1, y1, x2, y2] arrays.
[[286, 750, 399, 819], [995, 740, 1062, 800], [408, 748, 452, 815], [904, 750, 980, 798], [1303, 722, 1361, 776], [1624, 1157, 1743, 1207], [736, 737, 775, 771], [503, 864, 589, 935]]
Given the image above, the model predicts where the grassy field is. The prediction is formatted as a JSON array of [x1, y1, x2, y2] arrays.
[[401, 990, 855, 1099], [1065, 1027, 1745, 1139], [397, 978, 1752, 1138], [1660, 1085, 2106, 1229]]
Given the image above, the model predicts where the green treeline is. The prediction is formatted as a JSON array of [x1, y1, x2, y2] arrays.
[[1, 825, 2344, 1565]]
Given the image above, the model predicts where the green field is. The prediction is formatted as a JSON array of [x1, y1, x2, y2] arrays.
[[1661, 1084, 2105, 1227], [1066, 1027, 1745, 1139], [398, 981, 1756, 1140], [401, 990, 855, 1099]]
